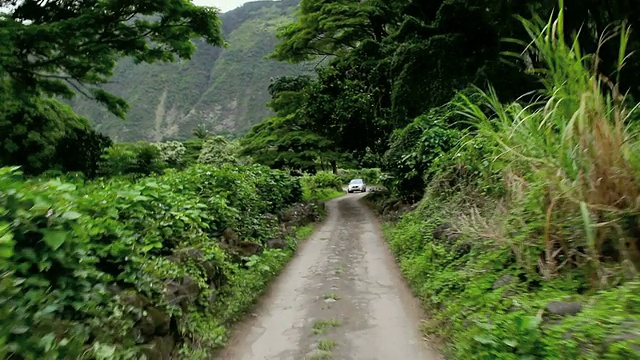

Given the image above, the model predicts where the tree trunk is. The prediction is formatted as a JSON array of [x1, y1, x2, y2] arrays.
[[331, 160, 337, 174]]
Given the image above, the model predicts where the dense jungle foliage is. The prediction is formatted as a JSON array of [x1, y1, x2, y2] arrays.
[[3, 0, 640, 358]]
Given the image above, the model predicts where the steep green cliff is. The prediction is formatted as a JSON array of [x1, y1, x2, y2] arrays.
[[69, 0, 311, 142]]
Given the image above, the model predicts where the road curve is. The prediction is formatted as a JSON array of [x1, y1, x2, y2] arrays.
[[216, 193, 442, 360]]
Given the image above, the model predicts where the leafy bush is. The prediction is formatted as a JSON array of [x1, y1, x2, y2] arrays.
[[0, 94, 112, 177], [299, 171, 344, 202], [382, 106, 462, 201], [386, 190, 640, 360], [55, 126, 113, 179], [99, 142, 166, 177], [0, 163, 308, 359], [153, 141, 187, 169], [302, 171, 342, 190], [197, 136, 243, 166], [253, 167, 304, 214], [427, 133, 505, 198], [182, 138, 204, 166]]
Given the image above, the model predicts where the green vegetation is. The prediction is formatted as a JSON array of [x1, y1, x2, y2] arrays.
[[308, 350, 333, 360], [312, 319, 342, 335], [295, 225, 315, 240], [99, 142, 167, 178], [0, 92, 113, 177], [310, 319, 340, 359], [0, 164, 321, 358], [300, 172, 344, 202], [317, 339, 337, 352], [323, 293, 341, 301], [0, 1, 339, 358], [240, 75, 343, 173], [304, 188, 344, 203], [0, 0, 225, 177], [377, 5, 640, 360]]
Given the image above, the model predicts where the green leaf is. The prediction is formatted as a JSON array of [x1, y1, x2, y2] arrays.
[[40, 333, 56, 352], [516, 315, 542, 331], [32, 198, 52, 212], [476, 321, 495, 330], [0, 230, 14, 245], [43, 230, 67, 250], [503, 339, 518, 347], [473, 335, 496, 345], [94, 343, 116, 360], [0, 246, 14, 258], [580, 201, 595, 249], [40, 305, 58, 315], [11, 325, 29, 334], [0, 222, 11, 234], [141, 242, 162, 252], [55, 183, 77, 192], [62, 211, 82, 220]]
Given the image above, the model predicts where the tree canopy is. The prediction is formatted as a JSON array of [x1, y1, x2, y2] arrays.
[[250, 0, 640, 172], [0, 83, 112, 176], [241, 75, 344, 173], [0, 0, 225, 118]]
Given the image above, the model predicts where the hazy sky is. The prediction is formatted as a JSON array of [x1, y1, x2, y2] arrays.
[[193, 0, 252, 12], [0, 1, 253, 15]]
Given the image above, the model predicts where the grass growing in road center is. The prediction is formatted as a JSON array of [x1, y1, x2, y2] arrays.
[[313, 319, 342, 335], [317, 339, 337, 351], [323, 293, 341, 300], [308, 350, 333, 360]]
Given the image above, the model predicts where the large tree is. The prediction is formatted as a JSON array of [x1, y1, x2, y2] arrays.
[[301, 60, 391, 159], [0, 0, 225, 117], [268, 0, 399, 161], [0, 87, 112, 176], [269, 0, 400, 63], [241, 115, 340, 173], [241, 75, 343, 172]]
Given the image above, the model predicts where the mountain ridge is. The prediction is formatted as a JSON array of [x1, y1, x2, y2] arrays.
[[69, 0, 309, 142]]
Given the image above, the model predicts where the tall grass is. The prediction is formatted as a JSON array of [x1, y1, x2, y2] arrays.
[[456, 1, 640, 286]]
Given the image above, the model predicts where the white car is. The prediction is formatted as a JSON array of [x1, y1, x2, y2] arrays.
[[347, 178, 366, 193]]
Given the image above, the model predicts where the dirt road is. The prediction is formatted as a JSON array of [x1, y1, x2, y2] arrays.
[[217, 193, 442, 360]]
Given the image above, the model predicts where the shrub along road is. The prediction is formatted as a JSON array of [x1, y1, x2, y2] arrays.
[[218, 193, 441, 360]]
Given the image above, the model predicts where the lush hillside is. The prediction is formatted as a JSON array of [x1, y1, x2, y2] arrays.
[[68, 0, 312, 142]]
